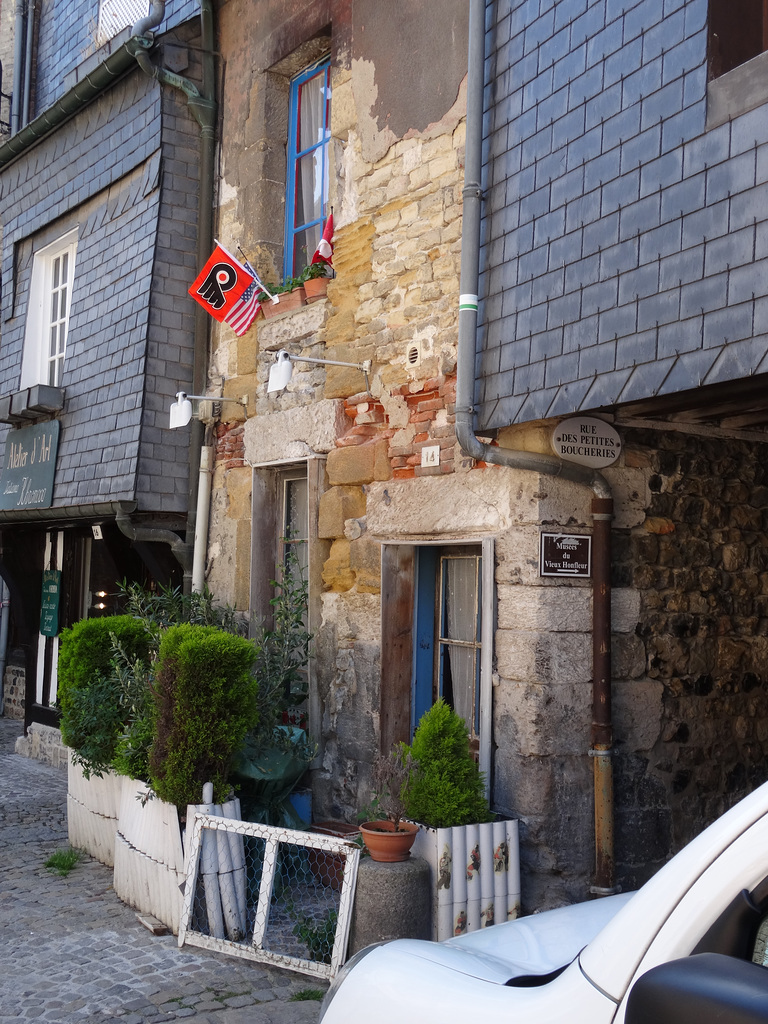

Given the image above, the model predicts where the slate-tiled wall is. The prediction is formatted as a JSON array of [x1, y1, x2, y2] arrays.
[[35, 0, 200, 116], [478, 0, 768, 430], [136, 35, 203, 511], [0, 57, 197, 512]]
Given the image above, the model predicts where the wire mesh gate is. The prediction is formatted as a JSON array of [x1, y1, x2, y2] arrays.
[[178, 814, 360, 979]]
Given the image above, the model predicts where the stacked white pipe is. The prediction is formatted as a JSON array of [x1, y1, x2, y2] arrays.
[[411, 819, 520, 940], [193, 781, 248, 942]]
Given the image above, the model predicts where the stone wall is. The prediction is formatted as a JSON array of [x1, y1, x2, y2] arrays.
[[3, 657, 24, 720], [483, 423, 768, 910], [613, 426, 768, 888], [204, 0, 472, 833], [16, 722, 67, 768]]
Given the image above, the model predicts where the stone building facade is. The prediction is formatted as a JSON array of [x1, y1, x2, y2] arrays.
[[6, 0, 766, 915], [203, 0, 768, 913], [206, 0, 474, 826]]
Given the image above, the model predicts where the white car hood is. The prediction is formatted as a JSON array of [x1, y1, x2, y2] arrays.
[[385, 891, 634, 984]]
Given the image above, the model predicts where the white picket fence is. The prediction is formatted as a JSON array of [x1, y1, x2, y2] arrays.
[[113, 779, 187, 932], [66, 757, 122, 867], [411, 819, 520, 940]]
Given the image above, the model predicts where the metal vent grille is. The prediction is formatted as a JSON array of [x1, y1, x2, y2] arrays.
[[97, 0, 149, 44]]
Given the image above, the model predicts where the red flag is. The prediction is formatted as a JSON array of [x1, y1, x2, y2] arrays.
[[311, 213, 334, 266], [189, 243, 253, 322]]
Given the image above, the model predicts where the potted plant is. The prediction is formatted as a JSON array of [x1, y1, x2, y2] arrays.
[[147, 623, 258, 810], [60, 584, 255, 932], [359, 747, 420, 862], [58, 614, 156, 866], [402, 698, 492, 830], [259, 274, 307, 318], [302, 261, 331, 302], [399, 699, 520, 939]]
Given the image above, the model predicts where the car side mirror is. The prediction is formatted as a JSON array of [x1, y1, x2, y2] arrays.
[[626, 953, 768, 1024]]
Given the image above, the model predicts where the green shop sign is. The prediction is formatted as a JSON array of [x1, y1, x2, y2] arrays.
[[0, 421, 60, 511], [40, 569, 61, 637]]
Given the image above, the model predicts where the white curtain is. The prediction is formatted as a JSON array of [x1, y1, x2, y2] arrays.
[[444, 557, 480, 733], [297, 72, 326, 258]]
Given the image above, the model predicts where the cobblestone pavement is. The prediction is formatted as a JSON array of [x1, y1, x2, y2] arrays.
[[0, 717, 327, 1024]]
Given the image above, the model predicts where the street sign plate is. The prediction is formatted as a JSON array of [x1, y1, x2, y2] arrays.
[[540, 533, 592, 577]]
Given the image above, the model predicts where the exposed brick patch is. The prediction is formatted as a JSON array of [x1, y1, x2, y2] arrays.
[[215, 422, 245, 467], [340, 373, 461, 474]]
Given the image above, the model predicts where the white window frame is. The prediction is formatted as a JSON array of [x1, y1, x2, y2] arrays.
[[21, 229, 78, 389]]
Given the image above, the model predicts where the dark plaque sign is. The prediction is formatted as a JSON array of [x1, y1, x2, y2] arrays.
[[540, 533, 592, 578], [40, 569, 61, 637], [0, 420, 60, 511]]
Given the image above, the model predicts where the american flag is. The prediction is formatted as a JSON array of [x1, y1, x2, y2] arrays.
[[224, 260, 262, 335]]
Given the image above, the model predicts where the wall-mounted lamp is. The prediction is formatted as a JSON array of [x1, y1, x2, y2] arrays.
[[169, 391, 247, 429], [267, 350, 372, 394]]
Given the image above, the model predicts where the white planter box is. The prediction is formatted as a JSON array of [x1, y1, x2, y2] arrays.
[[112, 780, 185, 934], [66, 754, 122, 867], [410, 819, 520, 941]]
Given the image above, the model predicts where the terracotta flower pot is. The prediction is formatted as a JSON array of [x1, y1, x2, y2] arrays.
[[360, 820, 419, 862], [304, 277, 329, 302], [260, 286, 306, 318], [309, 822, 362, 889]]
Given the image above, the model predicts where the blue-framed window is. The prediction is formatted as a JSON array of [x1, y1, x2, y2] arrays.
[[284, 59, 331, 280], [413, 546, 483, 753]]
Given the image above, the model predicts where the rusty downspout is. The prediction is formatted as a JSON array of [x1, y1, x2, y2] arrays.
[[458, 0, 618, 896], [590, 497, 615, 894]]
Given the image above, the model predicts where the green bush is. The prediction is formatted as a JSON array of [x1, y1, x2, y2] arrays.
[[57, 616, 155, 776], [250, 553, 312, 751], [148, 624, 258, 808], [109, 640, 156, 782], [402, 698, 493, 829], [119, 580, 247, 635]]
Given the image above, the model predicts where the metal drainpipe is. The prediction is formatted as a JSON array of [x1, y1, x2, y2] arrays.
[[0, 578, 9, 715], [192, 427, 214, 593], [115, 508, 190, 568], [11, 0, 25, 134], [132, 1, 167, 38], [22, 0, 34, 128], [127, 1, 217, 594], [591, 498, 615, 894], [458, 0, 618, 896]]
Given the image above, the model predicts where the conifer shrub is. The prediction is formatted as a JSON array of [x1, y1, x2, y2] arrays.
[[57, 615, 155, 776], [148, 624, 258, 809], [402, 698, 493, 828]]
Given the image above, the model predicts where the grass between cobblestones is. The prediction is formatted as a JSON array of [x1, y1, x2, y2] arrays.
[[289, 988, 325, 1001], [44, 847, 82, 876]]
